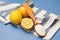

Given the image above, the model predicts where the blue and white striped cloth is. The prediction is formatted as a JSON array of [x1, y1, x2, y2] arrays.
[[0, 2, 21, 24], [0, 1, 60, 40]]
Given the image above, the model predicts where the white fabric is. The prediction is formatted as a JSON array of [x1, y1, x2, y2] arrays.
[[43, 20, 60, 40], [32, 7, 39, 13], [0, 3, 20, 11], [35, 10, 47, 23], [0, 2, 20, 24], [0, 16, 9, 24], [44, 13, 57, 29]]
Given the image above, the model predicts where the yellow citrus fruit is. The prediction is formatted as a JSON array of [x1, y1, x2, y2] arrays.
[[21, 18, 34, 30], [9, 9, 22, 25], [18, 6, 33, 18], [18, 6, 28, 17]]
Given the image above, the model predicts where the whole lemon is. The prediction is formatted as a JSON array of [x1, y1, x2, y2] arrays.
[[9, 9, 22, 25], [18, 6, 29, 17]]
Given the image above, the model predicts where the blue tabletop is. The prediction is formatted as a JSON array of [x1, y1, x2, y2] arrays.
[[0, 0, 60, 40]]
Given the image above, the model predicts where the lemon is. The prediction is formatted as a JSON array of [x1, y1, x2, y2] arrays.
[[18, 6, 28, 17], [21, 18, 34, 31], [9, 9, 22, 25]]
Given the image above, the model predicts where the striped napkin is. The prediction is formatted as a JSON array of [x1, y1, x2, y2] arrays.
[[0, 2, 21, 24], [0, 1, 60, 40]]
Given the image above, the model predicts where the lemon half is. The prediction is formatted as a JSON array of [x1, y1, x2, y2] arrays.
[[21, 18, 34, 31]]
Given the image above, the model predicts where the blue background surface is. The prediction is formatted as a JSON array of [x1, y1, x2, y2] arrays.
[[0, 0, 60, 40]]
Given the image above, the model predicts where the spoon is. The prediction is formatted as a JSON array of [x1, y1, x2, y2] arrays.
[[22, 3, 46, 37]]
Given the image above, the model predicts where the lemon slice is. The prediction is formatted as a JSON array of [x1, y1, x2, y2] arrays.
[[21, 18, 34, 31], [9, 9, 22, 25]]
